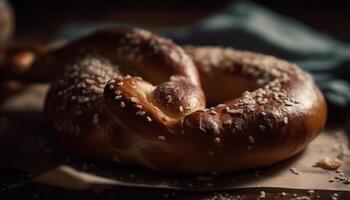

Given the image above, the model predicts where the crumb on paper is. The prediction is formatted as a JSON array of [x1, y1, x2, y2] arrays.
[[289, 167, 300, 175], [313, 157, 342, 170], [259, 191, 266, 198]]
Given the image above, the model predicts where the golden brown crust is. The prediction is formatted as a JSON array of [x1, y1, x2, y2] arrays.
[[0, 28, 327, 174]]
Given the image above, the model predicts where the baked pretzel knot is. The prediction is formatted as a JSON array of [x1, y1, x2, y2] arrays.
[[0, 28, 327, 173]]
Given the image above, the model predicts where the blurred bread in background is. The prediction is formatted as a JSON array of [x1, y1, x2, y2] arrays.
[[0, 0, 13, 45]]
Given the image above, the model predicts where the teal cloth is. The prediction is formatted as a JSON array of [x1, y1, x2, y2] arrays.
[[160, 1, 350, 111]]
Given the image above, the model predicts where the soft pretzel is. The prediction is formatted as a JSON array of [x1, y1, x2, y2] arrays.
[[0, 28, 327, 173]]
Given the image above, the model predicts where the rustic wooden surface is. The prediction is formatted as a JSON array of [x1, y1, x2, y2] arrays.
[[1, 1, 350, 199]]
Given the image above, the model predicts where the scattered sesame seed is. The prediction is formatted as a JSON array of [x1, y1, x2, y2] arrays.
[[290, 167, 300, 175], [115, 90, 121, 95], [307, 190, 314, 195], [214, 137, 221, 143], [259, 191, 266, 198], [120, 101, 125, 108], [146, 116, 152, 122], [227, 109, 244, 115], [165, 95, 172, 103], [259, 125, 266, 132], [158, 135, 166, 140], [209, 110, 217, 115], [248, 136, 255, 143], [223, 119, 232, 125]]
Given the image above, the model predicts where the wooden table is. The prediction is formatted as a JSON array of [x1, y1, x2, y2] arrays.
[[1, 1, 350, 199]]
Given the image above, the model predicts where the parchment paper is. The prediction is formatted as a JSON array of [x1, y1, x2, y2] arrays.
[[0, 84, 349, 192]]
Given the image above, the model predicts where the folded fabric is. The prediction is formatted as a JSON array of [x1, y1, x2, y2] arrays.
[[56, 0, 350, 115]]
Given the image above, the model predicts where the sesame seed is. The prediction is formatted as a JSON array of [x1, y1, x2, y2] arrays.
[[114, 95, 122, 100], [209, 110, 217, 115], [259, 125, 266, 132], [284, 100, 294, 106], [227, 109, 243, 115], [214, 137, 221, 143], [259, 191, 266, 198], [290, 167, 300, 175], [307, 190, 314, 195], [130, 97, 138, 102], [271, 86, 280, 91], [223, 119, 232, 125], [115, 90, 121, 95], [158, 135, 166, 140], [120, 101, 125, 108], [146, 116, 152, 122], [165, 95, 172, 101], [248, 136, 255, 143], [179, 106, 184, 112], [136, 110, 146, 116]]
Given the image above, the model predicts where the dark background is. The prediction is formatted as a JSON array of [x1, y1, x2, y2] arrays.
[[9, 0, 350, 43]]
